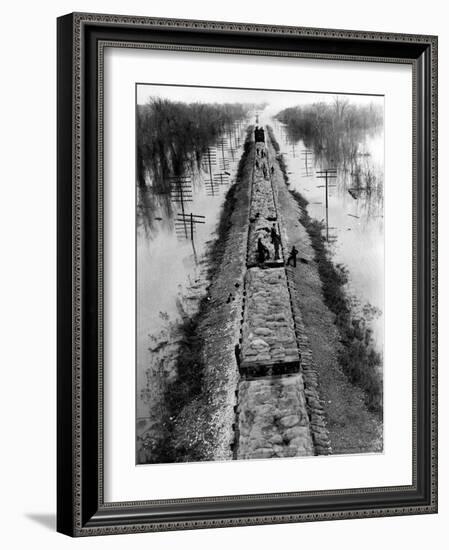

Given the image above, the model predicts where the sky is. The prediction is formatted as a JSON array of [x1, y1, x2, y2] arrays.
[[136, 83, 384, 116]]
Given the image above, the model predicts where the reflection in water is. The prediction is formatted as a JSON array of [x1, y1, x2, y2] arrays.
[[271, 116, 384, 353], [137, 99, 251, 232], [137, 124, 248, 421]]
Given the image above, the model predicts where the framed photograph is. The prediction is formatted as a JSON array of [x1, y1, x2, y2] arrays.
[[57, 12, 438, 536]]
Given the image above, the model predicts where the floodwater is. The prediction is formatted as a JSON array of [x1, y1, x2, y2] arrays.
[[269, 118, 384, 353], [136, 108, 385, 425], [137, 125, 247, 419]]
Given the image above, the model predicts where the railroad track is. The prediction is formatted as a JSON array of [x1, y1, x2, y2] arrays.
[[232, 130, 321, 460]]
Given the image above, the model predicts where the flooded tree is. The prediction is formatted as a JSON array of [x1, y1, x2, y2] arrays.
[[136, 98, 252, 230], [276, 98, 384, 218], [276, 99, 383, 169]]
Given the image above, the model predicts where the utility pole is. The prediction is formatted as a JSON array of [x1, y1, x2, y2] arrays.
[[233, 124, 239, 148], [206, 147, 214, 193], [316, 168, 337, 242], [175, 212, 205, 242], [204, 147, 217, 196], [220, 139, 227, 171], [227, 127, 235, 160], [300, 148, 313, 176], [217, 138, 230, 172], [290, 141, 297, 158], [169, 175, 193, 239]]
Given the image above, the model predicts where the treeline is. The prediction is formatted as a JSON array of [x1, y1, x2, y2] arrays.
[[276, 98, 383, 167], [137, 98, 250, 191]]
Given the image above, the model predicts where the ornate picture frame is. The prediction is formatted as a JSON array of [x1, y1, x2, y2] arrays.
[[57, 12, 437, 536]]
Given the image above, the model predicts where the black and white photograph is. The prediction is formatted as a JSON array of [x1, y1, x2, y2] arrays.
[[0, 0, 442, 545], [136, 84, 384, 464]]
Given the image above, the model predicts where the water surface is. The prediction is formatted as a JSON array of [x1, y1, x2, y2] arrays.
[[269, 116, 384, 352]]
